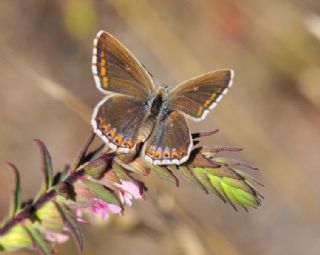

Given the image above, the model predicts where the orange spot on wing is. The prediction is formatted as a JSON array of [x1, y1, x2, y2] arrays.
[[103, 76, 109, 87], [123, 139, 134, 148], [100, 67, 106, 76], [204, 100, 211, 108], [210, 93, 217, 99], [170, 111, 178, 120], [107, 129, 115, 138], [179, 150, 186, 157], [146, 147, 155, 156], [155, 150, 161, 159], [197, 106, 204, 116], [127, 140, 133, 148], [171, 150, 178, 158], [101, 124, 110, 131], [163, 150, 170, 158], [114, 135, 123, 145]]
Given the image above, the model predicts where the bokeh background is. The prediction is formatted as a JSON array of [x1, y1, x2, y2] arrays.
[[1, 0, 320, 254]]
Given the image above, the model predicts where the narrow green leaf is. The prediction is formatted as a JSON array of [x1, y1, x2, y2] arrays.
[[178, 166, 208, 194], [209, 175, 237, 211], [207, 175, 225, 198], [54, 202, 84, 251], [34, 139, 54, 192], [125, 157, 150, 176], [214, 175, 259, 208], [146, 162, 179, 186], [84, 157, 107, 179], [231, 167, 264, 186], [70, 131, 95, 171], [35, 200, 65, 232], [6, 162, 22, 217], [213, 157, 259, 171], [222, 177, 253, 194], [24, 223, 52, 255], [117, 156, 150, 176], [112, 161, 131, 180], [0, 224, 33, 252], [192, 168, 226, 203], [82, 179, 122, 207]]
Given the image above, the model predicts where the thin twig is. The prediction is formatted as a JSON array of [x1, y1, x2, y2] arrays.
[[0, 170, 85, 236], [0, 132, 100, 236], [70, 131, 96, 172]]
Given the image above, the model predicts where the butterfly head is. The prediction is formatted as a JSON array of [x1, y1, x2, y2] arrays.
[[157, 85, 169, 98]]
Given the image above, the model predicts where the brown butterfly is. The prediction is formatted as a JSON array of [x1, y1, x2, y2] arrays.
[[91, 31, 234, 165]]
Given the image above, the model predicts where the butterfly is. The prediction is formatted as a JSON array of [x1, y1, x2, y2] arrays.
[[91, 31, 234, 165]]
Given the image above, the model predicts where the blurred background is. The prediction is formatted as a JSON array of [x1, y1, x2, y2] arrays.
[[0, 0, 320, 254]]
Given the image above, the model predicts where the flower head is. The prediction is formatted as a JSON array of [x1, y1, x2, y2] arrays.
[[115, 180, 143, 206]]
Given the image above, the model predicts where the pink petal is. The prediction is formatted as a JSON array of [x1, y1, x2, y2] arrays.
[[108, 204, 122, 214], [45, 231, 69, 244], [117, 180, 142, 199]]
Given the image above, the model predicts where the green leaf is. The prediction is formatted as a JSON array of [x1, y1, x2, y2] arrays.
[[208, 173, 260, 208], [82, 179, 122, 207], [6, 162, 22, 217], [0, 224, 33, 252], [83, 157, 107, 179], [192, 168, 227, 203], [206, 174, 237, 210], [146, 163, 179, 186], [117, 156, 150, 176], [56, 181, 77, 201], [24, 223, 52, 255], [35, 200, 64, 231], [112, 161, 131, 180], [177, 166, 208, 194], [54, 202, 84, 251], [34, 139, 54, 192], [70, 131, 96, 171], [207, 175, 226, 198], [213, 157, 259, 171]]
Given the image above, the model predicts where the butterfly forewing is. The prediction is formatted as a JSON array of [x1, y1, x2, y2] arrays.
[[92, 31, 155, 98], [91, 31, 234, 166], [92, 95, 155, 152], [144, 111, 192, 165], [169, 69, 234, 121]]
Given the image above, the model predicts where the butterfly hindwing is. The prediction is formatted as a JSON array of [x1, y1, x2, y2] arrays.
[[92, 95, 155, 152], [144, 111, 192, 165], [169, 69, 234, 121], [91, 32, 234, 166], [92, 31, 155, 99]]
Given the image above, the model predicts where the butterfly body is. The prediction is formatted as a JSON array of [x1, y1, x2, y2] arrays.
[[91, 31, 234, 165]]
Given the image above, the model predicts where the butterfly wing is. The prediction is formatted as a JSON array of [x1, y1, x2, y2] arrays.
[[92, 31, 155, 99], [169, 69, 234, 121], [92, 95, 155, 152], [144, 111, 192, 165]]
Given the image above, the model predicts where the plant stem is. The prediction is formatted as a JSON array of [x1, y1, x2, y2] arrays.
[[0, 169, 86, 236], [0, 132, 97, 236]]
